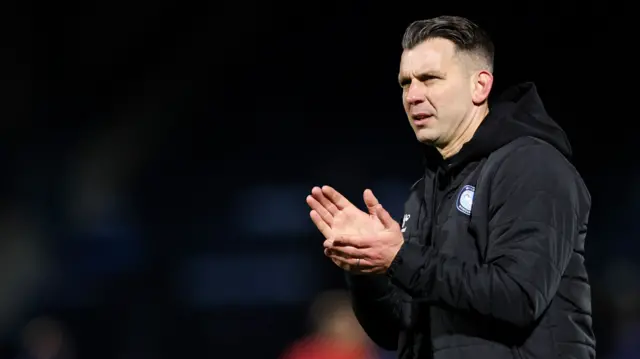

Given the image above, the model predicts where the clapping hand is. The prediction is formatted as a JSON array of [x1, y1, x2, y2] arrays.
[[306, 186, 405, 274]]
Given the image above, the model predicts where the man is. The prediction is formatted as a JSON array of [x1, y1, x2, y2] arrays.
[[279, 290, 376, 359], [306, 15, 595, 359]]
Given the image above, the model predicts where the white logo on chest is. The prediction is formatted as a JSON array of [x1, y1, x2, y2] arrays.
[[456, 185, 475, 215]]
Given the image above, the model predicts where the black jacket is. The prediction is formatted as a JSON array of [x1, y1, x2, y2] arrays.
[[346, 83, 595, 359]]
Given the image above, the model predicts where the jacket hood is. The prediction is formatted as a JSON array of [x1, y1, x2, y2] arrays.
[[424, 82, 572, 170]]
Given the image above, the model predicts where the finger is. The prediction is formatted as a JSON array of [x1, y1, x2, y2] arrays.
[[363, 189, 382, 215], [306, 195, 333, 226], [330, 244, 366, 259], [323, 239, 333, 249], [324, 247, 339, 258], [376, 206, 400, 230], [321, 185, 354, 210], [333, 234, 368, 248], [310, 211, 332, 239], [311, 187, 339, 215], [325, 247, 352, 261], [329, 253, 374, 269], [327, 253, 377, 273]]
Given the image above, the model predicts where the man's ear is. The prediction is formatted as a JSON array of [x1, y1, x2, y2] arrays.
[[471, 70, 493, 105]]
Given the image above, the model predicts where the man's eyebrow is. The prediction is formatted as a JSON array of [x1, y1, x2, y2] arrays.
[[398, 70, 445, 85]]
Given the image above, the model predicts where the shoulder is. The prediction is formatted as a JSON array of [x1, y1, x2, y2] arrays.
[[492, 137, 578, 182], [493, 137, 567, 165], [409, 176, 424, 191], [488, 137, 590, 209]]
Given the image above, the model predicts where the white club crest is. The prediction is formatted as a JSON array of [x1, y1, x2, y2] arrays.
[[456, 185, 475, 215]]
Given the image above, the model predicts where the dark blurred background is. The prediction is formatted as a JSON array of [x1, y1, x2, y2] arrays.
[[0, 1, 636, 358]]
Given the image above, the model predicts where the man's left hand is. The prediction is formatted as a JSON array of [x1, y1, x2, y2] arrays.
[[325, 204, 405, 274]]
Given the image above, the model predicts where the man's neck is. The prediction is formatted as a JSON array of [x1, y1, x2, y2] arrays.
[[439, 106, 489, 159]]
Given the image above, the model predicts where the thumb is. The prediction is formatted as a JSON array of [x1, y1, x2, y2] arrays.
[[376, 205, 398, 230], [363, 189, 381, 215]]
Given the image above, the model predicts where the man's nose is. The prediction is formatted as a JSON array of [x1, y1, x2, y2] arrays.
[[405, 81, 426, 105]]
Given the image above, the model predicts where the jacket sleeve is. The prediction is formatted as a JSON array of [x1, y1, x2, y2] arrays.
[[346, 273, 405, 350], [386, 143, 588, 328]]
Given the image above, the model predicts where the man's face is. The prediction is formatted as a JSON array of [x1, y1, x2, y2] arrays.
[[399, 38, 475, 146]]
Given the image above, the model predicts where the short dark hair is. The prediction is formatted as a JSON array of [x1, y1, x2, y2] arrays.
[[402, 16, 494, 71]]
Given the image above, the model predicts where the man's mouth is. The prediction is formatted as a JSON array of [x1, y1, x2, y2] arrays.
[[412, 113, 433, 125]]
